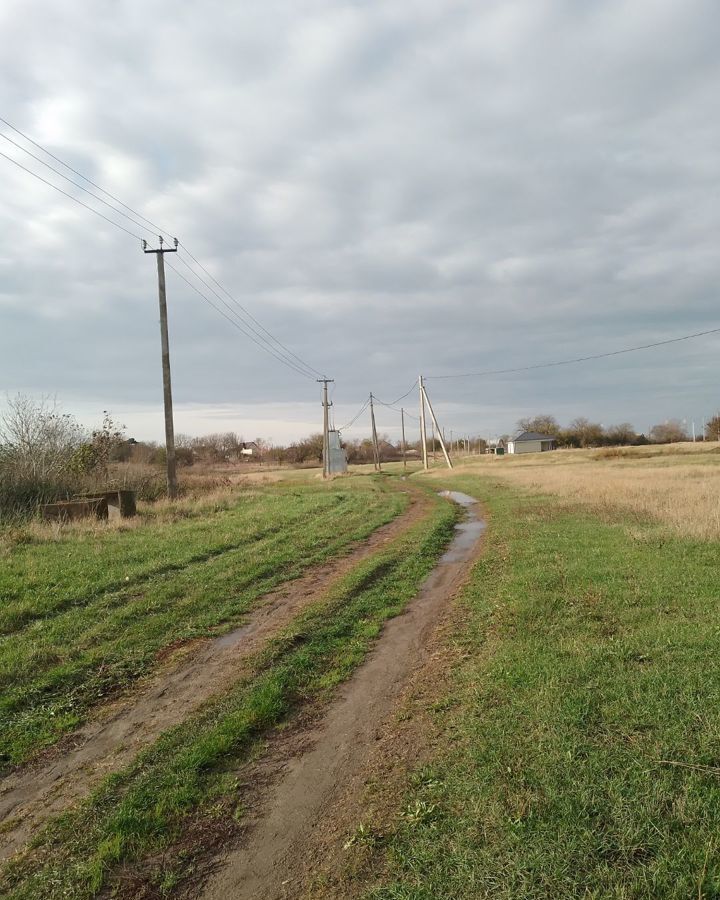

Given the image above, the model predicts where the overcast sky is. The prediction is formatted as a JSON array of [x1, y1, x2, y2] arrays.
[[1, 0, 719, 443]]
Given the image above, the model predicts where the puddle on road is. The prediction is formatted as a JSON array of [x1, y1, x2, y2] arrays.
[[438, 490, 486, 563]]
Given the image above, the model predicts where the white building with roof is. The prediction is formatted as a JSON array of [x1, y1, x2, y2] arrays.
[[507, 431, 557, 454]]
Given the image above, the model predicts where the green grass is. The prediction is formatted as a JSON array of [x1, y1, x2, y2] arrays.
[[364, 475, 720, 899], [0, 479, 407, 771], [0, 487, 458, 899]]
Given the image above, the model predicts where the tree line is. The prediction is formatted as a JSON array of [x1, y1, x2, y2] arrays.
[[514, 414, 720, 447], [3, 393, 719, 521]]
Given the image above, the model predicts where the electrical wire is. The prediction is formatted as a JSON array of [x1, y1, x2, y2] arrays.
[[337, 396, 371, 431], [373, 395, 420, 421], [172, 253, 322, 380], [165, 260, 316, 381], [375, 382, 417, 406], [0, 131, 163, 239], [177, 244, 327, 379], [0, 115, 174, 238], [425, 327, 720, 380], [0, 115, 328, 383], [0, 149, 144, 241]]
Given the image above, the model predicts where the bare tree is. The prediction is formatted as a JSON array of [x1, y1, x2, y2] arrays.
[[0, 394, 86, 481], [606, 423, 637, 445], [705, 414, 720, 442], [516, 415, 560, 436], [568, 417, 605, 448], [650, 420, 689, 444]]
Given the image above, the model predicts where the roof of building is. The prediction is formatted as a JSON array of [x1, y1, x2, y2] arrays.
[[512, 431, 557, 442]]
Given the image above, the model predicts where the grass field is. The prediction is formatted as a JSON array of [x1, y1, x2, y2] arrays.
[[0, 478, 408, 771], [4, 446, 720, 899], [346, 453, 720, 899], [0, 481, 457, 900], [450, 442, 720, 540]]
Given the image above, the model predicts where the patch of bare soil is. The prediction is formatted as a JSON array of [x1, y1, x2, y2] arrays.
[[196, 492, 486, 900], [298, 608, 473, 900], [0, 490, 429, 863]]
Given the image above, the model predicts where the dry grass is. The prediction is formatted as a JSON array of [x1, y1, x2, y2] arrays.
[[429, 442, 720, 541]]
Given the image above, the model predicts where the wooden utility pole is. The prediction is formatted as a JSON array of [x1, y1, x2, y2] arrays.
[[317, 378, 334, 478], [369, 393, 381, 471], [421, 383, 453, 469], [143, 236, 179, 500], [400, 407, 407, 473], [418, 375, 428, 470]]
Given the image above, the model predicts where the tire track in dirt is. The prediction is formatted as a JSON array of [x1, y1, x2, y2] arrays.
[[0, 488, 430, 863], [198, 491, 485, 900]]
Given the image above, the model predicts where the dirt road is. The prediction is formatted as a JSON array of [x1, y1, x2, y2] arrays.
[[0, 490, 430, 863], [199, 490, 485, 900]]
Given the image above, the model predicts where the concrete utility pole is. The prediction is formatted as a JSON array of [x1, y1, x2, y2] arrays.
[[317, 379, 334, 478], [418, 375, 429, 470], [431, 418, 437, 462], [369, 393, 381, 472], [421, 383, 453, 469], [400, 407, 407, 473], [143, 236, 179, 500]]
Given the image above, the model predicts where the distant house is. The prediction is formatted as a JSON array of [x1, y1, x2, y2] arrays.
[[240, 441, 260, 457], [485, 439, 506, 456], [507, 432, 557, 454]]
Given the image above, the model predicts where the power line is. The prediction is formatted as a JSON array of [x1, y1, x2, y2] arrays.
[[0, 131, 163, 239], [337, 396, 371, 431], [373, 395, 419, 421], [165, 260, 317, 381], [0, 115, 173, 238], [172, 253, 321, 380], [177, 245, 326, 379], [425, 327, 720, 380], [375, 382, 417, 406], [0, 115, 327, 383], [0, 149, 144, 241]]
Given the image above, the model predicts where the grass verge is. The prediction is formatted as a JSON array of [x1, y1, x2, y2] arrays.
[[0, 487, 457, 899], [360, 475, 720, 899], [0, 479, 406, 770]]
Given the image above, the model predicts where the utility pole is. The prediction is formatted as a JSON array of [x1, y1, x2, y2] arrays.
[[431, 418, 437, 462], [143, 236, 179, 500], [418, 375, 428, 470], [369, 393, 381, 472], [400, 407, 407, 473], [317, 378, 334, 478], [421, 383, 453, 469]]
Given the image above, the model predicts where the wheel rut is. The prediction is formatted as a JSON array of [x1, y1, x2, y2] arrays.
[[198, 491, 485, 900], [0, 489, 430, 863]]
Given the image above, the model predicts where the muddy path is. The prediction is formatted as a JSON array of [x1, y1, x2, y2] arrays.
[[0, 487, 431, 863], [199, 490, 485, 900]]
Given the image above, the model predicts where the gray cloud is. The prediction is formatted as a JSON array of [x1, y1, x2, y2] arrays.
[[2, 0, 720, 441]]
